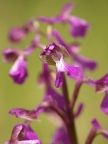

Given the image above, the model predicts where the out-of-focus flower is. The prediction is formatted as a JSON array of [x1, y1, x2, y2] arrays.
[[4, 123, 42, 144], [68, 16, 89, 37], [38, 3, 74, 24], [40, 42, 82, 87], [9, 56, 28, 84], [3, 35, 40, 84], [8, 27, 28, 43]]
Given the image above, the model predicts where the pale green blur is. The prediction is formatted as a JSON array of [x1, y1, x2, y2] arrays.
[[0, 0, 108, 144]]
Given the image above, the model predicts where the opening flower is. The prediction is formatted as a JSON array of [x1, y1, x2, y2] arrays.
[[40, 42, 82, 87]]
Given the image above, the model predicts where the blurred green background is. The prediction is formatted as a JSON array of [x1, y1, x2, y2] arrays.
[[0, 0, 108, 143]]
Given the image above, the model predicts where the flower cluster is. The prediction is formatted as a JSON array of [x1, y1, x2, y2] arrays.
[[2, 3, 108, 144]]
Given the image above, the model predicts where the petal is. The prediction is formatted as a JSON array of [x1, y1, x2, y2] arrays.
[[9, 108, 37, 121], [9, 56, 28, 84], [51, 127, 70, 144], [68, 16, 90, 37], [38, 16, 60, 24], [55, 70, 63, 88], [10, 124, 25, 143], [23, 126, 40, 140], [75, 55, 97, 70], [60, 3, 74, 21], [55, 57, 82, 84], [101, 92, 108, 115], [66, 65, 82, 80]]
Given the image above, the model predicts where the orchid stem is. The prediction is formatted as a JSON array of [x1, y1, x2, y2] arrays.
[[61, 73, 78, 144]]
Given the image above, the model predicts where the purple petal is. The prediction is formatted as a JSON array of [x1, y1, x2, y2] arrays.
[[60, 3, 74, 21], [55, 56, 82, 80], [23, 126, 39, 140], [92, 119, 108, 139], [51, 127, 70, 144], [10, 124, 25, 143], [55, 71, 63, 88], [38, 3, 74, 24], [9, 108, 37, 121], [9, 27, 28, 43], [4, 124, 42, 144], [38, 16, 61, 24], [68, 16, 90, 37], [96, 74, 108, 93], [9, 56, 28, 84], [66, 65, 82, 79], [101, 92, 108, 115], [74, 55, 97, 70]]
